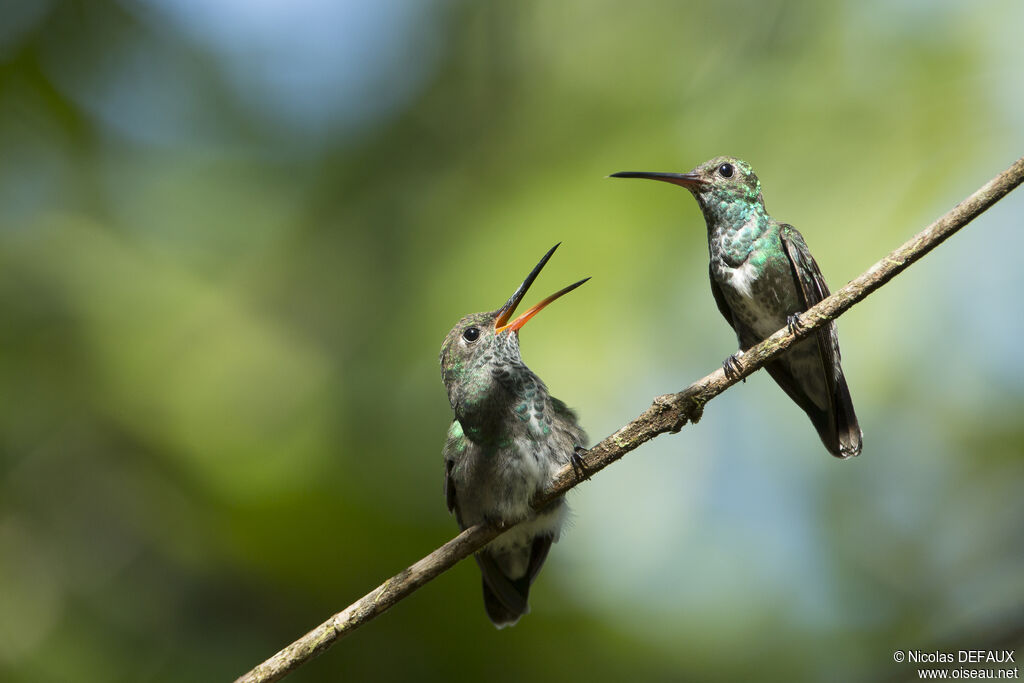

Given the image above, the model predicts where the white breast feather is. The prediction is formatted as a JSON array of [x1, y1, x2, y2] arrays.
[[729, 261, 757, 299]]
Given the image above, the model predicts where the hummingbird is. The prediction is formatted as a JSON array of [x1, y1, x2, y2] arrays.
[[439, 243, 589, 627], [611, 156, 862, 458]]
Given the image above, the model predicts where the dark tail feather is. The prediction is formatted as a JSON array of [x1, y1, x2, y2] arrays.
[[481, 577, 528, 628], [809, 369, 862, 458], [830, 371, 862, 458], [476, 552, 529, 628], [475, 535, 553, 628], [765, 358, 863, 459]]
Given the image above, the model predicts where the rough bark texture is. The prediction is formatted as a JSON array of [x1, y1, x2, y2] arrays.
[[235, 154, 1024, 683]]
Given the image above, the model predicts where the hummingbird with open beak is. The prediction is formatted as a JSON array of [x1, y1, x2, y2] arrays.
[[611, 157, 862, 458], [439, 243, 590, 627]]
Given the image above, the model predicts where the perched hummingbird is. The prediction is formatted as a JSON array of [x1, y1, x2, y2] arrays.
[[439, 244, 589, 627], [611, 157, 862, 458]]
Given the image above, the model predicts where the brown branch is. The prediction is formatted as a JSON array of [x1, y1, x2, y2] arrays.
[[235, 154, 1024, 683]]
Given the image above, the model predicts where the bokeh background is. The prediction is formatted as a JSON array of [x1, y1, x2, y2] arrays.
[[2, 1, 1023, 681]]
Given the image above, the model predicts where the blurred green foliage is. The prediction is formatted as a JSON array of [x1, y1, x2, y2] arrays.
[[1, 1, 1023, 681]]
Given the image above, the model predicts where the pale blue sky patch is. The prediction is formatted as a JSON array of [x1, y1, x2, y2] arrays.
[[125, 0, 446, 144]]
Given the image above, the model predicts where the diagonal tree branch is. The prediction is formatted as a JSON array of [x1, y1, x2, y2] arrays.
[[235, 154, 1024, 683]]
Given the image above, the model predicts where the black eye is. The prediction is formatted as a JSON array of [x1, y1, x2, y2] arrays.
[[462, 327, 480, 342], [718, 163, 734, 178]]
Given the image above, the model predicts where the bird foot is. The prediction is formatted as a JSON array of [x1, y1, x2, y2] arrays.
[[786, 313, 805, 336], [571, 446, 592, 482], [723, 352, 745, 382]]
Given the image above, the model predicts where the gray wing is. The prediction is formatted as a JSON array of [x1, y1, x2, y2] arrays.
[[778, 224, 862, 458], [549, 397, 588, 449], [779, 224, 838, 386], [444, 457, 457, 514], [442, 420, 462, 520]]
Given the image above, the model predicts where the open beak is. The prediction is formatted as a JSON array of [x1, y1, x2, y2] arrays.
[[609, 171, 706, 189], [494, 243, 590, 334]]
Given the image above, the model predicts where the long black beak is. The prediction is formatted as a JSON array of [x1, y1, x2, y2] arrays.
[[609, 171, 706, 189], [494, 244, 589, 333]]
